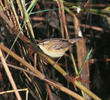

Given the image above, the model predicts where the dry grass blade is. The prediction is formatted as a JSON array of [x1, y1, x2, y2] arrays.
[[0, 49, 22, 100], [0, 44, 86, 100]]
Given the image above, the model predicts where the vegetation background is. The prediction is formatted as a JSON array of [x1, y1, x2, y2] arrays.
[[0, 0, 110, 100]]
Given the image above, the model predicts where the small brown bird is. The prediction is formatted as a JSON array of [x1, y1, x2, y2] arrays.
[[37, 38, 80, 58]]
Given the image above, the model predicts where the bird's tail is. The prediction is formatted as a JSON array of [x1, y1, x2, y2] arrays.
[[69, 38, 81, 44]]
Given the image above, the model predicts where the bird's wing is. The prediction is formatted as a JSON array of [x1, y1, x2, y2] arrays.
[[50, 40, 72, 50]]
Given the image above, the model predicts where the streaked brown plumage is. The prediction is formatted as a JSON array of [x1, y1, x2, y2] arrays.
[[38, 38, 80, 58]]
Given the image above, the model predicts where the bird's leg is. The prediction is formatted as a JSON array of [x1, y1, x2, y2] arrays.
[[53, 53, 70, 66], [53, 56, 62, 66]]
